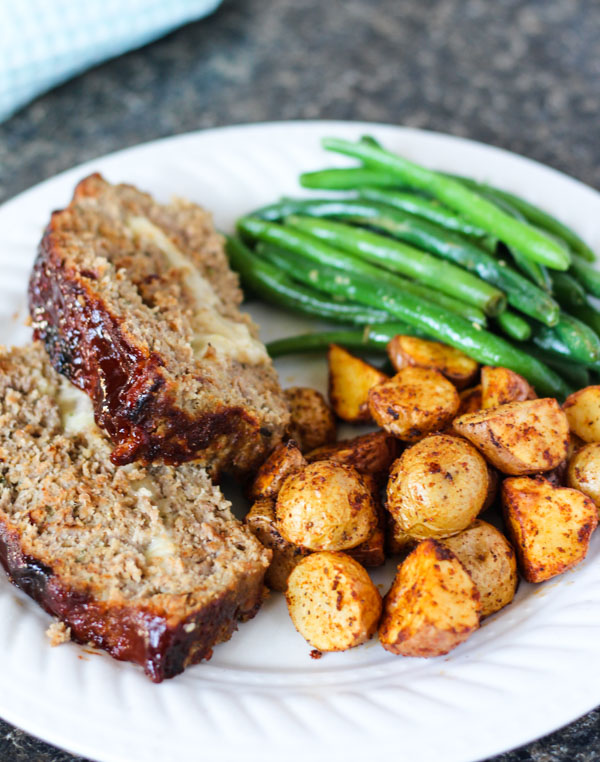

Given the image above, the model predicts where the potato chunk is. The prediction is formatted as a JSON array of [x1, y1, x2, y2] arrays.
[[245, 499, 310, 592], [453, 398, 569, 475], [328, 344, 388, 422], [567, 442, 600, 507], [457, 385, 483, 416], [368, 367, 459, 442], [481, 366, 536, 409], [249, 440, 307, 501], [441, 520, 518, 618], [284, 386, 336, 452], [286, 552, 382, 651], [276, 461, 378, 551], [379, 539, 480, 656], [502, 477, 598, 583], [306, 430, 399, 481], [386, 434, 489, 540], [387, 335, 479, 390], [563, 386, 600, 443]]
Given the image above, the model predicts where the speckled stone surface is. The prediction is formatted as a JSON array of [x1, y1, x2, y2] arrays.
[[0, 0, 599, 759]]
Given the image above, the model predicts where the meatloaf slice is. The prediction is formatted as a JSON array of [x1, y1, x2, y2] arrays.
[[0, 343, 271, 682], [29, 173, 289, 476]]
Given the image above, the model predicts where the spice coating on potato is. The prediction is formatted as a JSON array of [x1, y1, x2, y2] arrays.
[[276, 461, 378, 551], [306, 430, 399, 481], [328, 344, 389, 422], [249, 440, 307, 501], [245, 499, 309, 592], [453, 398, 569, 475], [441, 520, 518, 618], [368, 367, 459, 442], [284, 386, 336, 452], [286, 552, 382, 651], [481, 366, 536, 409], [386, 434, 489, 540], [563, 386, 600, 443], [387, 335, 479, 390], [502, 476, 598, 583], [567, 442, 600, 507], [379, 539, 480, 657], [457, 385, 483, 417]]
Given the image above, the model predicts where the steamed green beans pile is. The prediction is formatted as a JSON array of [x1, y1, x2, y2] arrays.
[[226, 136, 600, 399]]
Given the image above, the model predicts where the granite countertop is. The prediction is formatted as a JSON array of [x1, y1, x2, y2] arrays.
[[0, 0, 599, 759]]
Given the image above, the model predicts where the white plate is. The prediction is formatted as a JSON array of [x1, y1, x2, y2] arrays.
[[1, 121, 600, 762]]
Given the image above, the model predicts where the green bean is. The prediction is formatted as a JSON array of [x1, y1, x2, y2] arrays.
[[549, 272, 587, 309], [525, 344, 590, 389], [569, 300, 600, 337], [529, 312, 600, 366], [256, 242, 487, 326], [495, 310, 532, 342], [284, 215, 506, 316], [446, 173, 595, 262], [322, 137, 571, 270], [255, 196, 557, 325], [225, 236, 390, 325], [238, 220, 569, 396], [570, 254, 600, 298], [357, 187, 488, 237], [300, 167, 405, 191], [266, 330, 385, 357]]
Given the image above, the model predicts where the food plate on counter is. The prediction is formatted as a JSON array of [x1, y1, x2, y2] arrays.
[[1, 120, 600, 762]]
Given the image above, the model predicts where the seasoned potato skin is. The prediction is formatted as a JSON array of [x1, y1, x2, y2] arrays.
[[453, 398, 569, 475], [387, 335, 479, 390], [368, 367, 460, 442], [563, 386, 600, 443], [276, 461, 378, 551], [379, 539, 480, 656], [386, 434, 490, 540], [457, 385, 483, 416], [286, 552, 382, 651], [306, 430, 399, 482], [249, 440, 307, 501], [328, 344, 389, 422], [567, 442, 600, 507], [284, 386, 336, 452], [481, 366, 536, 409], [502, 476, 598, 583], [245, 499, 310, 591], [441, 520, 518, 618]]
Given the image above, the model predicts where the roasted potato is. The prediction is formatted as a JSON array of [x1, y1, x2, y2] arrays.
[[453, 398, 569, 475], [347, 526, 386, 567], [441, 520, 518, 618], [387, 335, 479, 390], [482, 465, 500, 512], [481, 366, 536, 409], [368, 367, 460, 442], [567, 442, 600, 507], [457, 385, 483, 416], [386, 434, 489, 540], [328, 344, 388, 422], [306, 430, 399, 481], [286, 552, 382, 651], [563, 385, 600, 443], [248, 440, 307, 501], [379, 539, 480, 656], [284, 386, 336, 452], [386, 515, 418, 556], [245, 499, 310, 591], [276, 461, 378, 551], [502, 476, 598, 583]]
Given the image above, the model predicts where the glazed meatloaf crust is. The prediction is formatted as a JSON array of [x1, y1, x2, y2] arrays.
[[29, 174, 289, 476], [0, 343, 271, 681]]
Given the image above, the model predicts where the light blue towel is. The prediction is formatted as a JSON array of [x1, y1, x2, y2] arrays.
[[0, 0, 222, 122]]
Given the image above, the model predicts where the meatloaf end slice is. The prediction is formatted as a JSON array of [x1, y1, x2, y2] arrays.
[[28, 173, 289, 476], [0, 343, 271, 682]]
